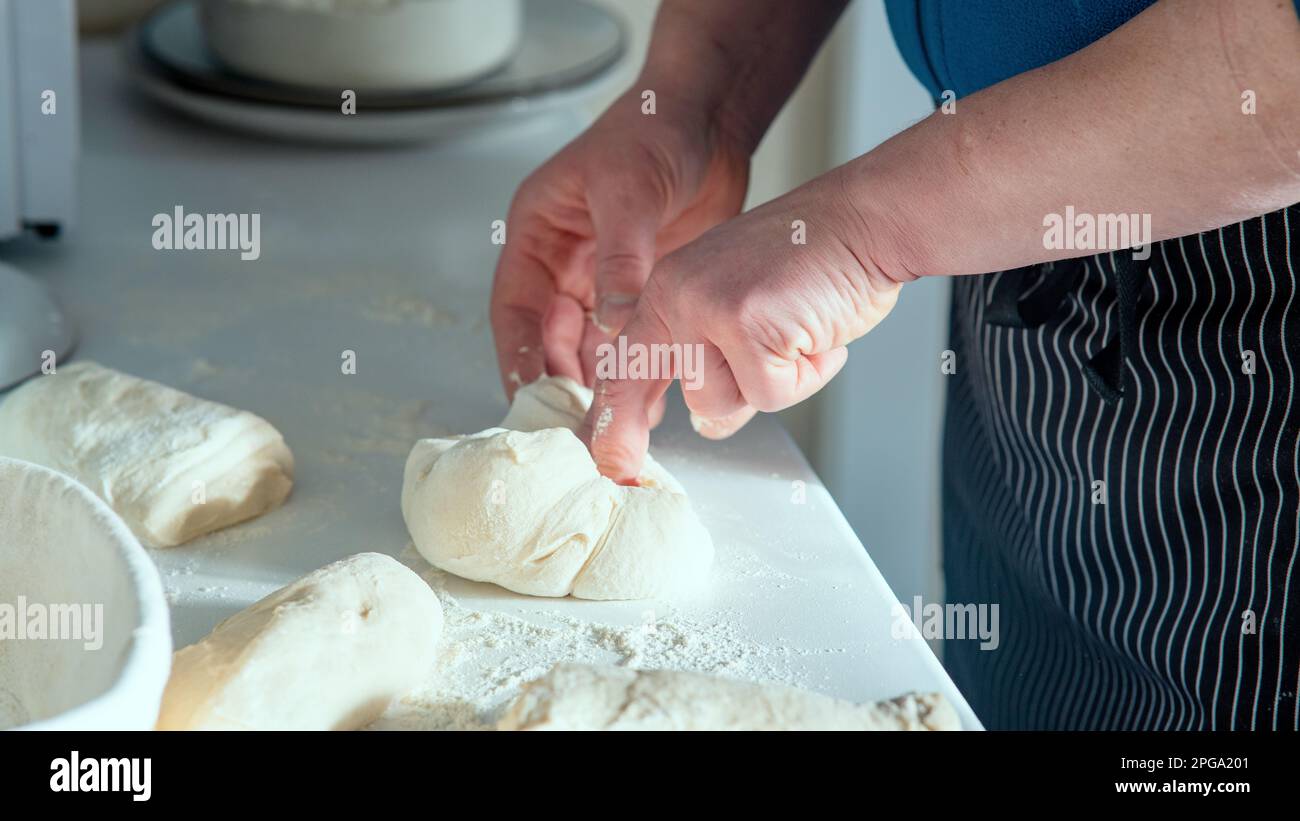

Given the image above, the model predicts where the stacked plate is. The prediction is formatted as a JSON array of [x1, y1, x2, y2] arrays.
[[125, 0, 627, 144]]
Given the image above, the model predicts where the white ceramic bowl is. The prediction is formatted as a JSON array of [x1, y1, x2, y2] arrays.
[[0, 457, 171, 730], [199, 0, 524, 91]]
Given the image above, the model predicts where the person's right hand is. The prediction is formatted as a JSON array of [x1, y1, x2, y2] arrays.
[[490, 86, 751, 404], [577, 166, 908, 484]]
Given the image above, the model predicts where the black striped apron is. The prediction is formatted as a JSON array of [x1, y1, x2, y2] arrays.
[[942, 203, 1300, 730]]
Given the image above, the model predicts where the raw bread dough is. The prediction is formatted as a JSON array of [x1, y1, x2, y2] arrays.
[[157, 552, 442, 730], [0, 361, 294, 547], [499, 664, 962, 731], [401, 377, 713, 600]]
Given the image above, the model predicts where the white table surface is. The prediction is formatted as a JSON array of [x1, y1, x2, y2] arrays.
[[4, 42, 980, 730]]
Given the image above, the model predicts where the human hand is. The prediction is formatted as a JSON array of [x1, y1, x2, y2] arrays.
[[489, 86, 751, 413], [578, 168, 907, 483]]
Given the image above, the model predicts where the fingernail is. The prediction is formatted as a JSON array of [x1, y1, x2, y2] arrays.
[[594, 293, 638, 334]]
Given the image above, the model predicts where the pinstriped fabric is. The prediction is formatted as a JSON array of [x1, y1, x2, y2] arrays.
[[942, 204, 1300, 730]]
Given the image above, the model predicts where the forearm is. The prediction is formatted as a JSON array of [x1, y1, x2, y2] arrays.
[[844, 0, 1300, 281], [637, 0, 849, 154]]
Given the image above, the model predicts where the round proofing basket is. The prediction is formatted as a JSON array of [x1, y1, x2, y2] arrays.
[[0, 457, 171, 730]]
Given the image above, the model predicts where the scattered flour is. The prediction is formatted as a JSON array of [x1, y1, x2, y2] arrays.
[[0, 686, 29, 729], [593, 404, 613, 437], [368, 548, 813, 731], [187, 358, 222, 382], [322, 394, 447, 458], [363, 295, 460, 329]]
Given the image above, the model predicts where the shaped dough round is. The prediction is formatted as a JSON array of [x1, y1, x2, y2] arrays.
[[400, 377, 713, 600], [499, 664, 962, 731], [157, 552, 442, 730], [0, 361, 293, 547]]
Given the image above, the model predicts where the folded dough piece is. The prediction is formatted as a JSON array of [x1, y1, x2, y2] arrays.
[[499, 664, 962, 731], [0, 361, 293, 547], [401, 376, 713, 600], [157, 552, 443, 731]]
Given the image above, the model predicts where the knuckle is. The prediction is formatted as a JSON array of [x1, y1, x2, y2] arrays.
[[597, 251, 650, 288]]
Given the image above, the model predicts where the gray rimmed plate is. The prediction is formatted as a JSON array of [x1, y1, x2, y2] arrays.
[[124, 0, 627, 144]]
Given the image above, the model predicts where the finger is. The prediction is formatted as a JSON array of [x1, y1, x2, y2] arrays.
[[680, 341, 755, 440], [690, 405, 758, 440], [578, 313, 608, 387], [575, 313, 684, 398], [541, 292, 586, 384], [647, 393, 667, 429], [679, 341, 747, 419], [579, 303, 675, 484], [490, 244, 553, 399], [588, 183, 661, 333], [728, 344, 849, 413]]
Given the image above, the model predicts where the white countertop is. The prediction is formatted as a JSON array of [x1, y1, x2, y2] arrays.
[[5, 42, 980, 730]]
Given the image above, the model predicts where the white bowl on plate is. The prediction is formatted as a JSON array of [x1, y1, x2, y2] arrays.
[[199, 0, 523, 91], [0, 457, 171, 730]]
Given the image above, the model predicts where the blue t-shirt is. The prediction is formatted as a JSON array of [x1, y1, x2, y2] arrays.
[[883, 0, 1300, 100]]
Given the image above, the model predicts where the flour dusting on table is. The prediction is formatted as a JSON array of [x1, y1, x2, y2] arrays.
[[368, 549, 813, 731]]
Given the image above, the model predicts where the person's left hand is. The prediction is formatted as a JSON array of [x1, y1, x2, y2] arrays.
[[578, 167, 910, 483], [488, 86, 751, 406]]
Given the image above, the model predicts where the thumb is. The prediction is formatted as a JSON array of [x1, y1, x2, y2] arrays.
[[579, 303, 674, 484], [588, 183, 663, 334]]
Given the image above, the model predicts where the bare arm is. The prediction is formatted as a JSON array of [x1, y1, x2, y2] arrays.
[[637, 0, 850, 154], [852, 0, 1300, 282], [585, 0, 1300, 481], [488, 0, 847, 396]]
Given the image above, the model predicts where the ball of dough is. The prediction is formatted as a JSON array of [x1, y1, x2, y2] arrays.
[[400, 377, 713, 600], [0, 361, 293, 547], [157, 553, 442, 731], [498, 664, 962, 731]]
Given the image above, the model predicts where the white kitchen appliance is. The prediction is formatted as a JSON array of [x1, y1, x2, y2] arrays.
[[0, 0, 78, 390], [0, 0, 78, 240]]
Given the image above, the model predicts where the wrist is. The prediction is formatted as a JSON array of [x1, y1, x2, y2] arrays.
[[830, 147, 939, 287], [634, 0, 843, 158], [628, 62, 760, 159], [833, 106, 1024, 283]]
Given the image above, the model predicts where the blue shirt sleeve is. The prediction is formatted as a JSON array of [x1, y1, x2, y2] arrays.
[[885, 0, 1159, 101]]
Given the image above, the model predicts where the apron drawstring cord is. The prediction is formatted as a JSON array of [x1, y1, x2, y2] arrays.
[[1082, 251, 1151, 404], [983, 253, 1149, 405]]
